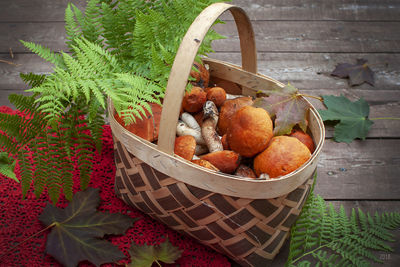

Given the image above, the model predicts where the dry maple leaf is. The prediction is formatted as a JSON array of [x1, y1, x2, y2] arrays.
[[253, 83, 310, 136], [331, 58, 374, 86]]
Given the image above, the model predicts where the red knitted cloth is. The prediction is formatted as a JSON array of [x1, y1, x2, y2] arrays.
[[0, 106, 230, 267]]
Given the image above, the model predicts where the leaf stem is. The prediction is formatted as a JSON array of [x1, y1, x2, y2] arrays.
[[0, 222, 56, 261], [291, 242, 332, 264], [370, 117, 400, 120], [298, 93, 324, 102], [155, 260, 162, 267]]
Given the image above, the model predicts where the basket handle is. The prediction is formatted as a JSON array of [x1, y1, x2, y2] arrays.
[[158, 3, 257, 155]]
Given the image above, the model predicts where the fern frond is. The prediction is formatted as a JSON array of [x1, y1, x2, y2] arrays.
[[65, 3, 82, 49], [287, 192, 400, 267], [0, 152, 18, 182], [19, 72, 46, 88], [80, 0, 103, 44], [20, 41, 65, 68], [75, 128, 95, 191], [30, 137, 47, 198], [18, 147, 34, 198]]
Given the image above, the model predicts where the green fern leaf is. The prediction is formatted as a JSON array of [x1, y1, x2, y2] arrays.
[[20, 41, 65, 68], [20, 72, 46, 88], [287, 192, 400, 266], [0, 152, 18, 182]]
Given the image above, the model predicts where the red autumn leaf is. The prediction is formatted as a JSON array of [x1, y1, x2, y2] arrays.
[[331, 58, 374, 86], [253, 83, 310, 136]]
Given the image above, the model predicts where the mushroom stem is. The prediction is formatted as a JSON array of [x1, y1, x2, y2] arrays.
[[176, 120, 206, 145], [202, 101, 223, 153], [180, 112, 201, 132], [195, 144, 209, 155], [226, 93, 244, 100]]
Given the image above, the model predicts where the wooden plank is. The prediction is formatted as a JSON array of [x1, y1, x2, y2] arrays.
[[209, 52, 400, 91], [212, 21, 400, 53], [0, 54, 53, 90], [2, 21, 400, 53], [0, 0, 83, 22], [1, 22, 66, 53], [1, 0, 400, 22], [315, 139, 400, 200], [271, 201, 400, 267], [229, 0, 400, 21]]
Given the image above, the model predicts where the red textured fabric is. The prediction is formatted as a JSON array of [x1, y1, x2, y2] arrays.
[[0, 106, 230, 267]]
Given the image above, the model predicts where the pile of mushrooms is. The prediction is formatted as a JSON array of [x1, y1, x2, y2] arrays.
[[116, 60, 315, 180], [173, 60, 315, 180]]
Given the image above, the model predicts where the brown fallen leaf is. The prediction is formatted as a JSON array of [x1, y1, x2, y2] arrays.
[[331, 58, 374, 86]]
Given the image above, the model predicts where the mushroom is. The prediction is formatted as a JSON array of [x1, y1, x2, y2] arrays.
[[201, 101, 223, 153], [221, 134, 229, 150], [176, 120, 206, 145], [217, 96, 253, 136], [195, 144, 208, 156], [190, 61, 210, 88], [289, 129, 315, 153], [200, 150, 240, 174], [206, 86, 226, 107], [180, 112, 201, 132], [253, 136, 311, 178], [182, 86, 207, 113], [234, 164, 257, 179], [191, 159, 219, 171], [226, 106, 273, 158], [174, 135, 196, 161], [226, 94, 244, 100], [193, 110, 204, 127]]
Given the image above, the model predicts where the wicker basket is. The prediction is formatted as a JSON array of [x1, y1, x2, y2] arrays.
[[108, 3, 325, 266]]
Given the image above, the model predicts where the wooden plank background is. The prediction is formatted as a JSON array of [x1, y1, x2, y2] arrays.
[[1, 0, 399, 266]]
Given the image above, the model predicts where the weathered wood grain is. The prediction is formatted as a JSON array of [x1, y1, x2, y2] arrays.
[[2, 21, 400, 53], [0, 0, 84, 22], [229, 0, 400, 22], [212, 21, 400, 53], [1, 22, 66, 53], [272, 201, 400, 267], [2, 53, 400, 91], [0, 54, 52, 90], [1, 0, 400, 22], [316, 139, 400, 199]]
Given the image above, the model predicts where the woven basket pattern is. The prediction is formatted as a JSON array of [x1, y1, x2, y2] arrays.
[[113, 137, 313, 266]]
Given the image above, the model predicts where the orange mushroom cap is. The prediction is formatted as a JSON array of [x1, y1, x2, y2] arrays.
[[200, 150, 241, 174], [182, 87, 207, 113], [253, 136, 311, 178], [227, 106, 273, 158], [174, 135, 196, 161], [217, 97, 253, 136]]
